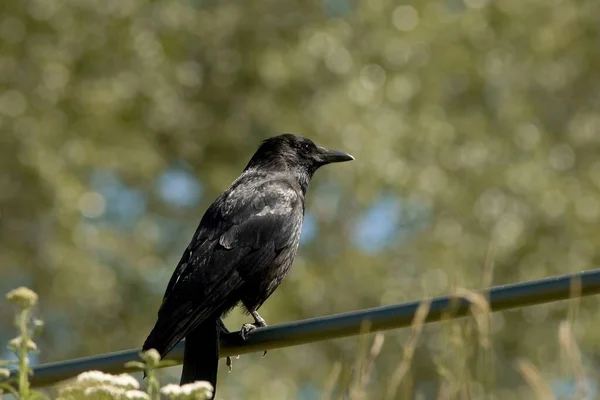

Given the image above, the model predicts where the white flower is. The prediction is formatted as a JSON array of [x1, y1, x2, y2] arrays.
[[75, 371, 138, 390], [8, 337, 37, 352], [180, 381, 213, 398], [160, 381, 213, 399], [77, 370, 111, 385], [124, 390, 149, 400], [160, 383, 183, 397], [60, 373, 134, 399], [6, 287, 38, 308], [84, 384, 125, 398], [0, 368, 10, 379], [57, 385, 86, 400], [111, 373, 139, 389], [58, 386, 81, 394]]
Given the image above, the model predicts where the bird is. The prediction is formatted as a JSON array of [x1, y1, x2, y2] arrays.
[[142, 133, 354, 398]]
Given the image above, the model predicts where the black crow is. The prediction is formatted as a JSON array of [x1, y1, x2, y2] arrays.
[[142, 134, 353, 397]]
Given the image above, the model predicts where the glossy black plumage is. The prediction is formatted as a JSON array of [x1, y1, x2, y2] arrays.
[[142, 134, 353, 397]]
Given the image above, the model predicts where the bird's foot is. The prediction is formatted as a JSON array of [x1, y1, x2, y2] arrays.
[[242, 311, 269, 356], [239, 324, 269, 357], [240, 323, 258, 341]]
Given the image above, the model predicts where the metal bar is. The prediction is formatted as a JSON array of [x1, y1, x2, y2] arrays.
[[26, 268, 600, 388]]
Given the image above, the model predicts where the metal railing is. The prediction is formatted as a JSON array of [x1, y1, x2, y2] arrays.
[[26, 268, 600, 388]]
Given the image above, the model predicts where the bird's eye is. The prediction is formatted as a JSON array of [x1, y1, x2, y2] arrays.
[[301, 142, 312, 153]]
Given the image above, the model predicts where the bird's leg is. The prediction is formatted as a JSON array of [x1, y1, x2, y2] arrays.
[[251, 310, 267, 328], [240, 311, 269, 357], [240, 311, 268, 338]]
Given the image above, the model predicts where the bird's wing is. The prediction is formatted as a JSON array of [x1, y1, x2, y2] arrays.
[[143, 179, 303, 357]]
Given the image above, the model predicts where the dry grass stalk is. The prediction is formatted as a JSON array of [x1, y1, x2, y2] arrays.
[[454, 288, 491, 350], [361, 333, 385, 388], [482, 242, 496, 289], [436, 381, 452, 400], [321, 361, 342, 400], [347, 321, 373, 400], [558, 321, 587, 399], [480, 243, 496, 393], [516, 359, 555, 400], [385, 300, 431, 400]]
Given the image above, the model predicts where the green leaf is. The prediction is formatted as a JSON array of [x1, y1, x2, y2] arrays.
[[0, 361, 16, 367], [0, 383, 18, 397], [124, 361, 147, 370]]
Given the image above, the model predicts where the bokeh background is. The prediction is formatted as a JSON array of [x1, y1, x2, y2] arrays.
[[2, 0, 600, 398]]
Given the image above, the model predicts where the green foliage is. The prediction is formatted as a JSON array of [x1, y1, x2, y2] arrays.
[[1, 288, 214, 400], [2, 0, 600, 397], [1, 287, 45, 399], [124, 349, 178, 400]]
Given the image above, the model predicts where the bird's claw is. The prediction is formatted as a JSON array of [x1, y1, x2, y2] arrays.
[[241, 316, 269, 355], [240, 323, 257, 341]]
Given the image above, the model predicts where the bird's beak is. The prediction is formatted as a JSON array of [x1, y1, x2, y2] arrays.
[[316, 146, 355, 164]]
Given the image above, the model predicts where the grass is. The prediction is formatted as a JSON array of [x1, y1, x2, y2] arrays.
[[0, 283, 591, 399], [317, 274, 589, 399], [0, 287, 212, 400]]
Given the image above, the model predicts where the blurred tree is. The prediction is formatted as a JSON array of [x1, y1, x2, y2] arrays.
[[1, 0, 600, 397]]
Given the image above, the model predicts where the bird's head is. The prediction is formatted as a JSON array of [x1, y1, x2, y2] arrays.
[[245, 134, 354, 179]]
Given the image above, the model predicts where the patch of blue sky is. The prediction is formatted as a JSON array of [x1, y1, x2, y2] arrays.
[[552, 377, 598, 399], [112, 187, 146, 224], [156, 167, 203, 208], [90, 169, 121, 196], [297, 384, 320, 400], [0, 272, 34, 294], [353, 194, 431, 254], [1, 349, 39, 367], [43, 310, 77, 356], [300, 212, 318, 245], [323, 0, 353, 17], [89, 170, 146, 228]]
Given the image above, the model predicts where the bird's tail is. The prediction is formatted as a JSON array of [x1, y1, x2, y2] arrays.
[[181, 318, 221, 398]]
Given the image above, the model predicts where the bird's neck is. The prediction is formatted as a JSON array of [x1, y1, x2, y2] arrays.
[[243, 165, 312, 195], [292, 169, 311, 195]]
